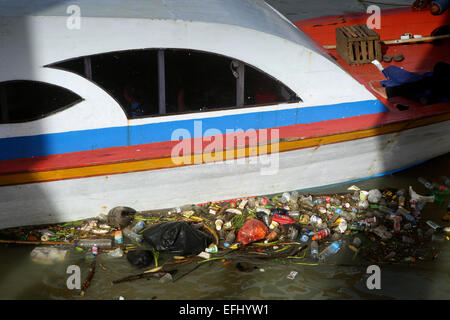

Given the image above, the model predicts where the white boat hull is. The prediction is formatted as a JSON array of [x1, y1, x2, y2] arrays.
[[0, 120, 449, 229]]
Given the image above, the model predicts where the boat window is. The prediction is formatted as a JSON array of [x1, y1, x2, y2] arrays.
[[0, 80, 83, 124], [165, 50, 237, 114], [244, 65, 299, 106], [48, 49, 301, 119]]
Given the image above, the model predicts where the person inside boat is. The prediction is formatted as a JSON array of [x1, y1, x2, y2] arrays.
[[370, 61, 450, 105], [123, 84, 152, 117]]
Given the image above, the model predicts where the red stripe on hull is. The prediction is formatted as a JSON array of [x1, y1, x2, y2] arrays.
[[2, 102, 450, 176]]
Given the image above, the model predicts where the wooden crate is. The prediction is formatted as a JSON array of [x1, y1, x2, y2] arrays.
[[336, 24, 382, 65]]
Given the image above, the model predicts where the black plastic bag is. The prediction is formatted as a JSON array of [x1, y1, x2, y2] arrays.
[[126, 250, 154, 268], [143, 221, 211, 256]]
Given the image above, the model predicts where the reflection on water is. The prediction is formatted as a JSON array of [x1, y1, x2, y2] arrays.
[[0, 153, 448, 300]]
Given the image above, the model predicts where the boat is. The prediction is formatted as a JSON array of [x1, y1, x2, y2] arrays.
[[0, 0, 449, 229]]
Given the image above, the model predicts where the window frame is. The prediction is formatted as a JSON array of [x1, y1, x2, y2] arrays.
[[0, 79, 84, 124]]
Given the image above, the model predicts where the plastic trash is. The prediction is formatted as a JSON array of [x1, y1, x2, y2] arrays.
[[409, 186, 435, 204], [123, 228, 143, 244], [368, 189, 382, 203], [107, 206, 135, 228], [287, 271, 298, 280], [281, 192, 291, 204], [418, 177, 433, 189], [205, 244, 218, 253], [371, 225, 392, 240], [311, 240, 319, 262], [338, 219, 347, 233], [265, 229, 279, 243], [312, 228, 330, 241], [75, 239, 112, 249], [114, 231, 123, 244], [131, 221, 146, 233], [271, 213, 295, 225], [143, 221, 212, 255], [237, 219, 269, 245], [309, 215, 323, 225], [224, 231, 236, 248], [126, 250, 154, 268], [159, 273, 173, 283], [353, 237, 361, 248], [30, 247, 68, 265], [108, 247, 124, 258], [319, 240, 343, 262], [426, 220, 442, 231]]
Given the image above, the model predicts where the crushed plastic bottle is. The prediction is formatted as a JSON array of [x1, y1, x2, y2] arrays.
[[123, 228, 143, 243], [319, 240, 343, 262], [418, 177, 433, 189], [131, 221, 146, 233]]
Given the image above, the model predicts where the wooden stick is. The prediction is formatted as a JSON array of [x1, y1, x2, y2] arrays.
[[0, 239, 73, 245], [112, 271, 174, 285], [202, 222, 219, 245], [80, 260, 96, 297], [323, 34, 450, 50], [383, 34, 450, 44]]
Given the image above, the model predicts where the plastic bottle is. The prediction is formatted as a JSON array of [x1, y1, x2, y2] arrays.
[[266, 229, 279, 243], [319, 240, 343, 261], [123, 228, 143, 243], [418, 177, 433, 189], [281, 192, 291, 204], [269, 221, 279, 230], [215, 218, 224, 231], [312, 228, 330, 241], [309, 215, 323, 225], [131, 221, 146, 233], [311, 240, 319, 262], [378, 205, 395, 215], [299, 233, 310, 244], [393, 216, 402, 234], [328, 211, 340, 224], [76, 239, 112, 249], [224, 232, 236, 248]]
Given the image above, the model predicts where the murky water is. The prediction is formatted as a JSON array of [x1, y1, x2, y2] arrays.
[[0, 152, 448, 300]]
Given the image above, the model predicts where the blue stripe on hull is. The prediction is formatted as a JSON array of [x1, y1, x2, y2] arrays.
[[0, 99, 387, 161]]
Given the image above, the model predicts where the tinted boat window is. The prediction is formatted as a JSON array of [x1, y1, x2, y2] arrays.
[[48, 49, 301, 119], [165, 50, 236, 114], [244, 65, 300, 106], [51, 50, 160, 118], [0, 80, 82, 124]]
